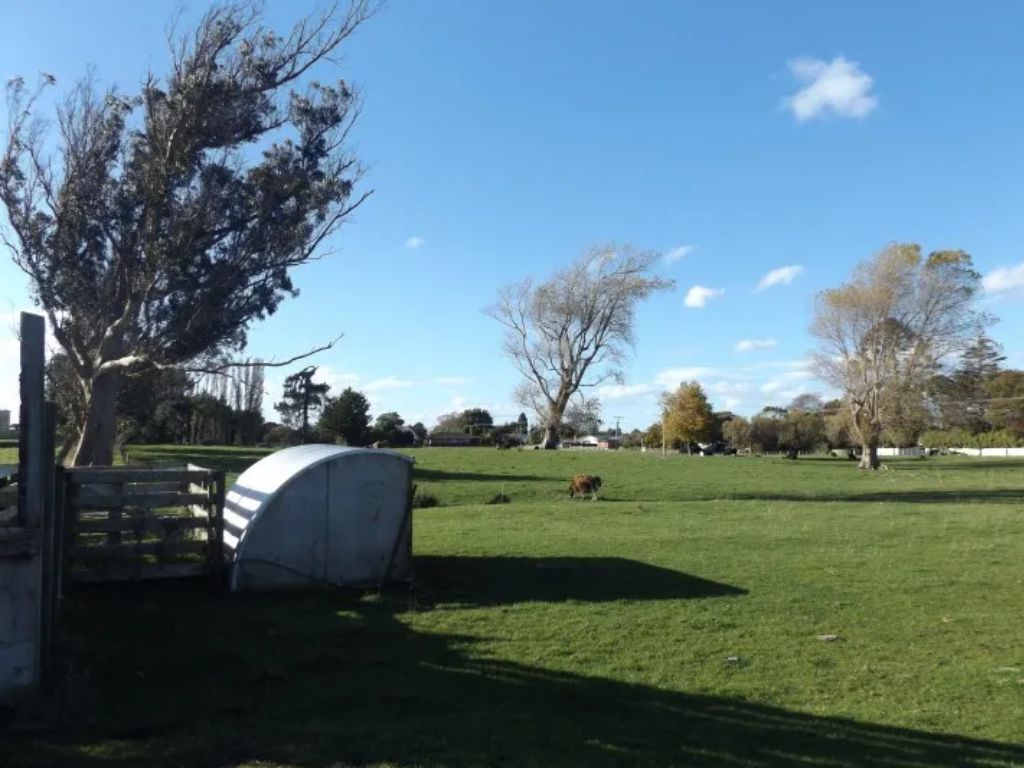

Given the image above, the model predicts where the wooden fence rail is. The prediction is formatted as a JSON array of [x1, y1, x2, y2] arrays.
[[63, 465, 226, 583]]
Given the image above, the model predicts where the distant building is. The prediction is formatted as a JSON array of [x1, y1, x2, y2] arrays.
[[560, 434, 619, 450], [426, 432, 484, 447], [0, 410, 10, 435]]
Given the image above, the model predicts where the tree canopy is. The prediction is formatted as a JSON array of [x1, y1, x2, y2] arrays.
[[319, 386, 371, 446], [489, 245, 672, 448], [661, 381, 714, 452], [0, 1, 374, 464], [811, 243, 986, 468]]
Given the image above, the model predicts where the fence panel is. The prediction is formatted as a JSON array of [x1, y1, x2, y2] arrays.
[[64, 466, 226, 583]]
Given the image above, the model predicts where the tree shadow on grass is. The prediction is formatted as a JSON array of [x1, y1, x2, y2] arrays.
[[126, 448, 270, 476], [7, 580, 1024, 768], [705, 489, 1024, 505], [590, 489, 1024, 506], [414, 468, 553, 483], [413, 555, 746, 606]]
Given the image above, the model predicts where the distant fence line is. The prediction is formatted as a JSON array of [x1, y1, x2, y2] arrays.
[[947, 447, 1024, 458]]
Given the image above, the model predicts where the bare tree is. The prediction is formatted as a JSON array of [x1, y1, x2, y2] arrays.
[[488, 245, 672, 448], [0, 1, 374, 465], [810, 244, 987, 469]]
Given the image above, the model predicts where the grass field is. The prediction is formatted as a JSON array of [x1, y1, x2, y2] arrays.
[[4, 446, 1024, 767]]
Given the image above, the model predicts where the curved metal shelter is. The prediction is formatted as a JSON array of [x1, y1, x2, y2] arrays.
[[224, 445, 414, 592]]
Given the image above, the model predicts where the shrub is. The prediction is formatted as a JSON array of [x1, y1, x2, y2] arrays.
[[920, 428, 1024, 449], [412, 493, 439, 509]]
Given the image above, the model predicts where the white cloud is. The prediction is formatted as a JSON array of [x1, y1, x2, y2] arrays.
[[363, 376, 415, 393], [755, 265, 803, 291], [684, 285, 725, 308], [404, 236, 425, 249], [596, 383, 657, 401], [735, 339, 778, 353], [654, 367, 719, 386], [663, 245, 696, 265], [783, 56, 878, 122], [983, 262, 1024, 295]]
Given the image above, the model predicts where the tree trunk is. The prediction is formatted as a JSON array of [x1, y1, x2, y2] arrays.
[[859, 436, 880, 470], [72, 372, 122, 467], [542, 423, 559, 449]]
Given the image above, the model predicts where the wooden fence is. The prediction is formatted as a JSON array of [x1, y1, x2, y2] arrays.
[[62, 464, 226, 583]]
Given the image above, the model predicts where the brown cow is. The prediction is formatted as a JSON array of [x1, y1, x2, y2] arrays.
[[568, 474, 602, 500]]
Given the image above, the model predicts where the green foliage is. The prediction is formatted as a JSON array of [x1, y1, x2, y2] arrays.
[[661, 381, 714, 449], [722, 416, 751, 450], [920, 428, 1024, 449], [374, 411, 408, 445], [275, 366, 331, 439], [0, 2, 373, 465], [319, 387, 372, 446], [433, 408, 494, 434], [643, 422, 663, 448], [985, 369, 1024, 437], [262, 423, 298, 447]]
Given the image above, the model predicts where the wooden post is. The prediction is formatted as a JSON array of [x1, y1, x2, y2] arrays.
[[39, 402, 57, 670], [13, 312, 45, 693], [211, 470, 226, 580], [18, 313, 45, 528], [54, 466, 66, 599]]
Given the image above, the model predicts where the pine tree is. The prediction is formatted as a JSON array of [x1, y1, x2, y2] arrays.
[[275, 367, 331, 441], [953, 333, 1005, 431]]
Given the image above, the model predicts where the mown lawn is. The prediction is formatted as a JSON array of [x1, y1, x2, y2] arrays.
[[4, 447, 1024, 767]]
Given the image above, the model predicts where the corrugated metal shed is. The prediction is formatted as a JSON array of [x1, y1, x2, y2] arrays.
[[224, 445, 414, 592]]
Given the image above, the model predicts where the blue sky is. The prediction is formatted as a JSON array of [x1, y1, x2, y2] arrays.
[[2, 1, 1024, 430]]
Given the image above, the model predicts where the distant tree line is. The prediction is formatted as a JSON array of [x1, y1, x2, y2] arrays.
[[643, 331, 1024, 458], [46, 354, 268, 461]]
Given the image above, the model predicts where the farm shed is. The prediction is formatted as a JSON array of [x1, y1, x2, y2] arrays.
[[223, 445, 414, 592]]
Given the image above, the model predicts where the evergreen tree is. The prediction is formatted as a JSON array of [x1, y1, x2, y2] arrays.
[[275, 367, 331, 441], [319, 387, 372, 446], [954, 333, 1005, 431]]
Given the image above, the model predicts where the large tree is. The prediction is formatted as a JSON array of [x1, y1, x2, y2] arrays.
[[433, 408, 493, 434], [373, 411, 406, 444], [661, 381, 714, 453], [722, 415, 751, 451], [488, 245, 672, 448], [319, 386, 371, 446], [931, 333, 1005, 432], [0, 1, 373, 465], [811, 244, 986, 469], [275, 366, 330, 441]]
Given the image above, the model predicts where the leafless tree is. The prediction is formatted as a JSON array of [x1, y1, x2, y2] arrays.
[[810, 243, 987, 469], [488, 245, 673, 448]]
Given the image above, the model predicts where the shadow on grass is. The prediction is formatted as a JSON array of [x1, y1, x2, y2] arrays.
[[413, 555, 745, 605], [7, 577, 1023, 768], [703, 489, 1024, 505], [127, 448, 270, 476], [414, 468, 553, 483]]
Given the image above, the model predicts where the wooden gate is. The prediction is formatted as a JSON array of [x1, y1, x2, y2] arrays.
[[62, 464, 226, 583]]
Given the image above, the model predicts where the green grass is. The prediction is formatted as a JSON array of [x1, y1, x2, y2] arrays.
[[4, 447, 1024, 767]]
